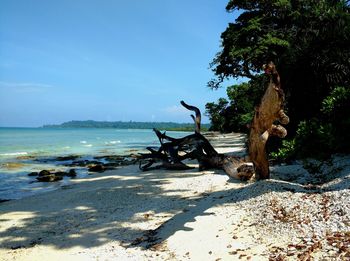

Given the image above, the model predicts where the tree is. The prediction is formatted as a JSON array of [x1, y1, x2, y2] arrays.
[[209, 0, 350, 133], [205, 98, 229, 132], [206, 0, 350, 163], [205, 76, 267, 133]]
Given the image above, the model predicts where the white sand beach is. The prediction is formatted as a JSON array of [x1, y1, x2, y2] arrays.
[[1, 133, 349, 260]]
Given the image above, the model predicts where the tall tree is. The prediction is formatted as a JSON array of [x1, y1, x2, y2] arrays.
[[209, 0, 350, 133]]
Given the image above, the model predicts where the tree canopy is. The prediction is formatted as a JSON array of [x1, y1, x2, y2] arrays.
[[207, 0, 350, 158]]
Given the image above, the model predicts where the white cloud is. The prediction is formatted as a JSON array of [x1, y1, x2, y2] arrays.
[[0, 81, 53, 93]]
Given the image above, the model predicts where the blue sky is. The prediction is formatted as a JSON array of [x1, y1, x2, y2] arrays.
[[0, 0, 239, 127]]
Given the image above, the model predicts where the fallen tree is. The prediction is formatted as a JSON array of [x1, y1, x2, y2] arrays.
[[139, 62, 288, 180], [139, 101, 253, 180]]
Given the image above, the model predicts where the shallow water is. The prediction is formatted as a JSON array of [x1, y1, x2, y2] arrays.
[[0, 128, 190, 200]]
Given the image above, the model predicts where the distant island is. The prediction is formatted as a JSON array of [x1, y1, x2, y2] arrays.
[[43, 120, 210, 132]]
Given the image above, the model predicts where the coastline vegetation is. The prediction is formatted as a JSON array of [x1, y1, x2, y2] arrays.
[[43, 120, 210, 132], [206, 0, 350, 160]]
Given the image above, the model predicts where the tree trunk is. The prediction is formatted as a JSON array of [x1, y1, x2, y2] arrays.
[[248, 62, 289, 179]]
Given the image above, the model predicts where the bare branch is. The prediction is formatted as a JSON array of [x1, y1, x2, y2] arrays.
[[180, 101, 201, 133]]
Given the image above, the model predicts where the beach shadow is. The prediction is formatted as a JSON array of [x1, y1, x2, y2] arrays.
[[0, 166, 208, 251], [0, 154, 349, 253], [131, 157, 350, 249]]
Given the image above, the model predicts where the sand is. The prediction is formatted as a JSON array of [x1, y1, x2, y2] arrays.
[[0, 132, 349, 260]]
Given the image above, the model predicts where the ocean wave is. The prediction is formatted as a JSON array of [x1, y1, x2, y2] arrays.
[[105, 140, 121, 145], [0, 152, 28, 156], [80, 140, 87, 144], [83, 144, 93, 147]]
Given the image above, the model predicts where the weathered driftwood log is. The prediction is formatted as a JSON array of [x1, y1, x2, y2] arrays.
[[140, 62, 287, 181], [139, 101, 252, 180], [248, 62, 289, 179]]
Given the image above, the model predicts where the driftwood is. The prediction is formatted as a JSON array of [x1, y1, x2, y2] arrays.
[[139, 101, 252, 180], [140, 62, 287, 180], [248, 62, 289, 179]]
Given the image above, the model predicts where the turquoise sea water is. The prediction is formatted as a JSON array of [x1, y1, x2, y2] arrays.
[[0, 128, 190, 200]]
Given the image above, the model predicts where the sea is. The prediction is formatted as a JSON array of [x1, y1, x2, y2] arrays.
[[0, 127, 191, 200]]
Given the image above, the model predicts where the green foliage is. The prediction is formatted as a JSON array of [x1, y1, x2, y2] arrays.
[[320, 86, 350, 152], [271, 86, 350, 160], [210, 0, 350, 132], [271, 119, 335, 161], [208, 0, 350, 160], [295, 119, 335, 158], [205, 98, 229, 132], [321, 86, 350, 115], [270, 139, 296, 162], [294, 86, 350, 156], [205, 77, 265, 132]]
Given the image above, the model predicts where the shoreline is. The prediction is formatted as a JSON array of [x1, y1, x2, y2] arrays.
[[0, 130, 234, 201], [0, 128, 195, 201], [0, 133, 349, 260], [0, 152, 142, 201]]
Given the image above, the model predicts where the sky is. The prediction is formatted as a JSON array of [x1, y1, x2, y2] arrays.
[[0, 0, 240, 127]]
